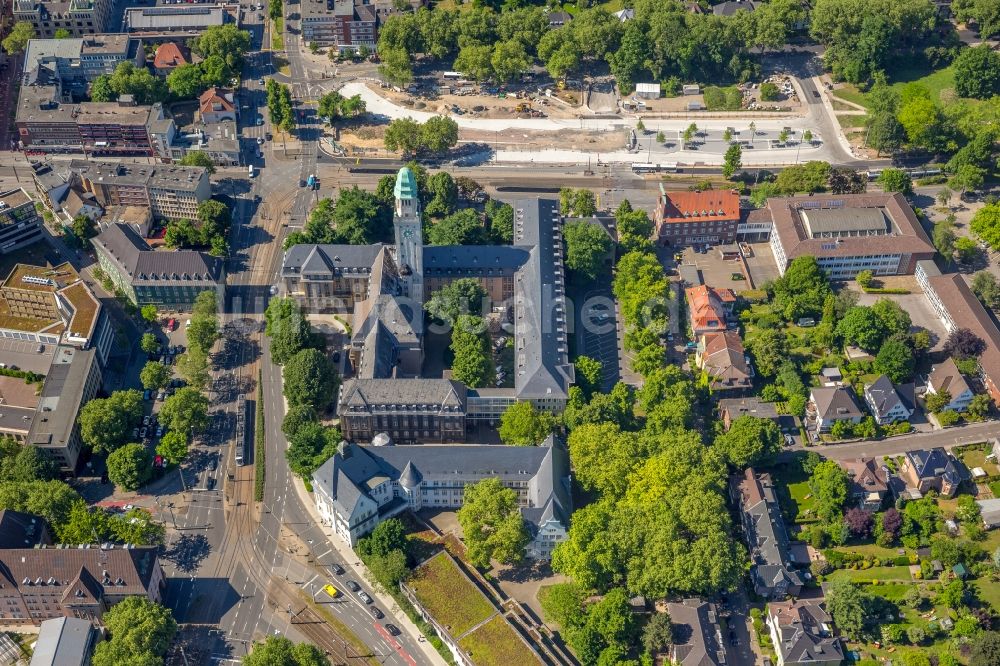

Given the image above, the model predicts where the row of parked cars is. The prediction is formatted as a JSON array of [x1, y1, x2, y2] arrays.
[[324, 563, 399, 635]]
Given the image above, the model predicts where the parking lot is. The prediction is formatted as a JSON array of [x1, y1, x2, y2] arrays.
[[854, 277, 951, 351], [578, 290, 625, 391]]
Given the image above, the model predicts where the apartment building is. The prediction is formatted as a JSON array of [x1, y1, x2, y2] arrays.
[[0, 543, 163, 626], [23, 35, 143, 91], [653, 185, 741, 247], [763, 193, 936, 279], [313, 435, 571, 557], [69, 161, 210, 220], [0, 189, 45, 255], [13, 0, 114, 38], [92, 223, 225, 309], [301, 0, 378, 51]]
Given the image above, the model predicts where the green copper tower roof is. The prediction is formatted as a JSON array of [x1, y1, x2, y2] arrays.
[[393, 167, 418, 200]]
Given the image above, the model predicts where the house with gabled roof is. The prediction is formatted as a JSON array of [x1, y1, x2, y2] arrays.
[[731, 469, 804, 599], [863, 375, 914, 425], [926, 357, 974, 412], [696, 329, 752, 393], [898, 447, 969, 498], [686, 285, 736, 335], [806, 386, 864, 432], [198, 87, 237, 124], [767, 598, 843, 666], [312, 435, 571, 556], [840, 458, 887, 512], [666, 599, 728, 666]]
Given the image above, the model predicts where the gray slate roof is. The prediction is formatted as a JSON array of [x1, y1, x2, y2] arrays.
[[666, 599, 727, 666], [769, 599, 844, 666], [282, 244, 386, 277], [93, 223, 223, 283], [906, 447, 969, 487], [30, 617, 94, 666], [865, 375, 914, 419], [340, 378, 467, 411], [811, 386, 863, 421]]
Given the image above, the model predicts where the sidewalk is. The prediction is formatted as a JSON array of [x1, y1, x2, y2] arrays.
[[288, 472, 448, 666]]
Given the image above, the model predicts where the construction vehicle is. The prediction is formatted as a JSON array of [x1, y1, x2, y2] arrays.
[[515, 102, 532, 113]]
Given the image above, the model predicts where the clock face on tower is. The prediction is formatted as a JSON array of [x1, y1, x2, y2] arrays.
[[403, 227, 414, 239]]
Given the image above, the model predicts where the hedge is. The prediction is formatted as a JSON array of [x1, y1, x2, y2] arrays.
[[0, 367, 44, 384]]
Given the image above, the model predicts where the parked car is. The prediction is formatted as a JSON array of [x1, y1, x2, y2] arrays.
[[139, 428, 147, 438], [369, 606, 383, 619], [207, 477, 216, 490], [143, 415, 151, 426], [143, 389, 152, 401], [328, 563, 344, 576], [358, 591, 373, 604], [346, 580, 360, 593]]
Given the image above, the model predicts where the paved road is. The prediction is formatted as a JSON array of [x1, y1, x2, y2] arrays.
[[787, 420, 1000, 461]]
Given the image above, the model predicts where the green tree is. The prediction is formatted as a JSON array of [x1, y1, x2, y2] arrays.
[[970, 632, 1000, 666], [714, 416, 782, 468], [967, 392, 992, 419], [156, 431, 188, 466], [956, 236, 980, 264], [0, 444, 58, 483], [283, 349, 338, 410], [722, 143, 743, 179], [140, 305, 158, 323], [78, 390, 144, 453], [971, 203, 1000, 251], [809, 460, 849, 523], [2, 22, 35, 55], [874, 338, 916, 383], [836, 306, 888, 352], [176, 347, 211, 390], [498, 401, 557, 446], [378, 47, 414, 86], [106, 444, 152, 492], [490, 39, 530, 82], [425, 172, 458, 218], [972, 271, 1000, 309], [166, 63, 206, 99], [954, 44, 1000, 99], [746, 328, 787, 377], [564, 221, 612, 282], [191, 23, 251, 71], [177, 150, 216, 174], [574, 356, 603, 399], [458, 477, 529, 568], [642, 612, 673, 658], [281, 404, 317, 440], [934, 217, 957, 258], [872, 298, 911, 336], [450, 315, 493, 388], [140, 333, 159, 355], [357, 518, 407, 559], [424, 278, 487, 324], [876, 168, 914, 194], [160, 388, 210, 436], [243, 636, 330, 666], [427, 208, 489, 246], [91, 598, 178, 666], [266, 298, 318, 364], [898, 97, 948, 151], [140, 361, 172, 391], [759, 82, 780, 101], [286, 422, 338, 479], [420, 115, 459, 153], [826, 579, 872, 639]]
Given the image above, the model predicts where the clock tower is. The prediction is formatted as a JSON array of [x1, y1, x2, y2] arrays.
[[393, 166, 423, 308]]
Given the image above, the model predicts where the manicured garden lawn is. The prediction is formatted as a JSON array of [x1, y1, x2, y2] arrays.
[[767, 462, 817, 523], [830, 64, 957, 110], [958, 448, 1000, 476], [458, 615, 541, 666], [831, 543, 909, 559], [826, 566, 913, 583], [831, 85, 869, 108], [974, 579, 1000, 613], [409, 552, 496, 638]]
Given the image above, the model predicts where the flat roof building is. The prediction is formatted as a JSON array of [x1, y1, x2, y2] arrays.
[[123, 4, 239, 36], [301, 0, 378, 51], [24, 35, 142, 90], [0, 189, 45, 258], [70, 160, 210, 220], [763, 193, 936, 279], [30, 617, 96, 666]]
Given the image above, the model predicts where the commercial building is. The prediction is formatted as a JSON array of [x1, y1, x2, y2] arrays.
[[301, 0, 378, 51], [917, 259, 1000, 405], [23, 35, 143, 91], [0, 543, 163, 626], [653, 186, 741, 247], [168, 120, 241, 167], [0, 189, 46, 255], [13, 0, 114, 38], [0, 377, 40, 442], [123, 4, 240, 38], [26, 346, 102, 473], [767, 599, 843, 666], [30, 617, 96, 666], [731, 468, 804, 599], [286, 169, 575, 440], [762, 193, 936, 279], [69, 160, 210, 220], [313, 435, 571, 556], [92, 223, 225, 309]]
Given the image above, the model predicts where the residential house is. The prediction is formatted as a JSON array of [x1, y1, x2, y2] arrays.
[[312, 435, 571, 557], [665, 599, 727, 666], [926, 357, 975, 412], [686, 284, 735, 335], [767, 599, 844, 666], [731, 469, 804, 599], [863, 375, 914, 425], [976, 498, 1000, 529], [198, 87, 238, 124], [152, 42, 187, 75], [806, 386, 864, 432], [718, 397, 780, 430], [840, 458, 888, 512], [61, 188, 103, 222], [547, 11, 572, 27], [696, 330, 752, 393], [898, 447, 969, 498]]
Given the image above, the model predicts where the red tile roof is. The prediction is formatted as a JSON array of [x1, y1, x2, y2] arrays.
[[686, 284, 734, 333], [153, 42, 186, 70], [199, 87, 235, 115], [658, 189, 740, 224]]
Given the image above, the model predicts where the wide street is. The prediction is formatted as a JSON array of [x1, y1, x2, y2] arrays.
[[788, 421, 1000, 461]]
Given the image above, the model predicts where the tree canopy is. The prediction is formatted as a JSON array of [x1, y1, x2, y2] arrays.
[[425, 279, 487, 324], [244, 636, 330, 666], [498, 401, 557, 446], [78, 390, 144, 453], [91, 598, 178, 666], [458, 478, 530, 568], [449, 315, 494, 388], [283, 349, 339, 411], [714, 416, 782, 468], [564, 221, 612, 282]]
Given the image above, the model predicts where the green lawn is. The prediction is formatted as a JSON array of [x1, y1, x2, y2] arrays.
[[458, 615, 542, 666], [830, 543, 909, 559], [974, 580, 1000, 613], [408, 552, 496, 638], [830, 64, 957, 110], [826, 566, 914, 583]]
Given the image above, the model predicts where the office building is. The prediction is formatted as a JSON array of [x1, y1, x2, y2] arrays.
[[653, 186, 741, 247], [26, 346, 102, 473], [0, 544, 163, 626], [301, 0, 378, 51], [338, 379, 467, 445], [0, 189, 45, 255], [23, 35, 142, 91], [69, 161, 210, 220], [13, 0, 114, 38], [762, 193, 936, 279], [123, 4, 240, 37], [313, 435, 571, 556], [92, 223, 225, 309]]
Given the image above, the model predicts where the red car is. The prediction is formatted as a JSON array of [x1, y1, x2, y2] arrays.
[[167, 318, 176, 331]]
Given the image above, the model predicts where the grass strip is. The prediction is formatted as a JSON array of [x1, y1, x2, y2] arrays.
[[254, 370, 265, 502], [297, 591, 380, 666]]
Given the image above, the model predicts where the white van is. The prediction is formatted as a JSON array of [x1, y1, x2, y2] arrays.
[[248, 164, 255, 178]]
